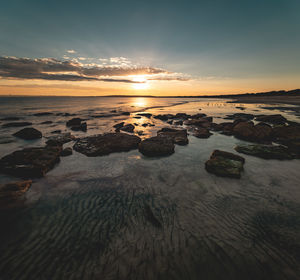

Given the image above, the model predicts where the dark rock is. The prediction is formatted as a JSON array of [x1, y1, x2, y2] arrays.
[[174, 113, 191, 120], [73, 133, 141, 156], [120, 124, 135, 133], [154, 114, 174, 121], [137, 113, 152, 118], [0, 180, 32, 207], [174, 120, 183, 125], [255, 114, 287, 124], [137, 130, 144, 136], [71, 122, 87, 132], [190, 113, 207, 119], [51, 130, 62, 134], [1, 117, 21, 121], [46, 133, 75, 146], [235, 144, 294, 160], [133, 116, 142, 119], [41, 121, 53, 124], [2, 122, 32, 128], [184, 118, 211, 128], [205, 150, 245, 179], [33, 112, 53, 116], [60, 147, 73, 157], [167, 120, 173, 125], [66, 118, 82, 127], [193, 127, 212, 138], [0, 145, 62, 178], [157, 127, 188, 145], [13, 127, 42, 140], [236, 106, 245, 110], [225, 113, 254, 120], [121, 112, 130, 116], [139, 136, 174, 157], [113, 122, 125, 131]]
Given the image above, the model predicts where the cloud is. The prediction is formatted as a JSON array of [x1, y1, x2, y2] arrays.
[[0, 56, 189, 83], [67, 49, 77, 54]]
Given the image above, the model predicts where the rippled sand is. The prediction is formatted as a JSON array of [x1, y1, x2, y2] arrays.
[[0, 97, 299, 280]]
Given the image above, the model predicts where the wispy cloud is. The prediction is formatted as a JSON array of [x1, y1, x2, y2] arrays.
[[66, 49, 77, 54], [0, 56, 190, 83]]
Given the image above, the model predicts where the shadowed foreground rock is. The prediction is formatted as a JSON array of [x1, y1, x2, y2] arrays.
[[73, 133, 141, 156], [0, 145, 62, 178], [13, 127, 42, 140], [0, 180, 32, 207], [235, 144, 295, 160], [139, 136, 175, 157], [205, 150, 245, 179], [157, 128, 188, 145]]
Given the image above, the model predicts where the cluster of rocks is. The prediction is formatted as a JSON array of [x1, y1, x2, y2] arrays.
[[66, 118, 87, 132]]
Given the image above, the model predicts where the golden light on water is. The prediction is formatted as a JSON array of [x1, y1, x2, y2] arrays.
[[132, 97, 147, 107]]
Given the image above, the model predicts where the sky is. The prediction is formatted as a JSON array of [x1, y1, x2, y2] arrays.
[[0, 0, 299, 96]]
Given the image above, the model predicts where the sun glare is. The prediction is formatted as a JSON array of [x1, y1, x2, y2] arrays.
[[132, 76, 149, 90]]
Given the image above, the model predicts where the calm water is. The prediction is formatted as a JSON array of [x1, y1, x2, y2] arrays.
[[0, 96, 300, 280]]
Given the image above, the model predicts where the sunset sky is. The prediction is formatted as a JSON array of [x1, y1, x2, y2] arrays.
[[0, 0, 299, 96]]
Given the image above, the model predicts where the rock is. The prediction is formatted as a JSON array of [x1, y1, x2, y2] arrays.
[[235, 144, 294, 160], [66, 118, 83, 127], [184, 118, 211, 128], [0, 145, 62, 178], [60, 147, 73, 157], [1, 117, 21, 121], [73, 133, 141, 156], [121, 112, 130, 116], [236, 106, 245, 110], [174, 120, 183, 125], [113, 122, 125, 130], [71, 122, 87, 132], [137, 130, 144, 136], [51, 130, 61, 134], [41, 121, 53, 124], [205, 150, 245, 179], [190, 113, 207, 119], [193, 127, 212, 138], [120, 124, 135, 133], [272, 124, 300, 142], [46, 133, 75, 146], [225, 113, 254, 121], [174, 113, 191, 120], [233, 121, 272, 143], [33, 112, 53, 116], [255, 114, 287, 124], [0, 180, 32, 207], [139, 136, 175, 157], [2, 122, 32, 128], [157, 127, 188, 145], [154, 114, 174, 121], [167, 120, 173, 125], [13, 127, 42, 140], [137, 113, 152, 118], [133, 116, 142, 119]]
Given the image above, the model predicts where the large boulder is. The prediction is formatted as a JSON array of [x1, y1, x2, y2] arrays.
[[255, 114, 287, 124], [13, 127, 42, 140], [0, 145, 62, 178], [205, 150, 245, 179], [235, 144, 294, 160], [2, 122, 32, 128], [73, 133, 141, 156], [139, 136, 175, 157], [157, 128, 188, 145]]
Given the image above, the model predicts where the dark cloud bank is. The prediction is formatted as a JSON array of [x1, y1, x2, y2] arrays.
[[0, 56, 182, 83]]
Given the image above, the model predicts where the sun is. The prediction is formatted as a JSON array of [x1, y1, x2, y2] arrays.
[[132, 76, 150, 90]]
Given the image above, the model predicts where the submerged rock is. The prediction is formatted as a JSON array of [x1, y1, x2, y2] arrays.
[[193, 127, 212, 139], [0, 145, 62, 178], [2, 122, 32, 128], [73, 133, 141, 156], [0, 180, 32, 207], [13, 127, 42, 140], [184, 118, 211, 128], [154, 114, 174, 121], [70, 122, 87, 132], [66, 118, 83, 127], [46, 133, 75, 146], [120, 124, 135, 133], [255, 114, 287, 124], [60, 147, 73, 157], [235, 144, 294, 160], [137, 113, 152, 118], [157, 127, 188, 145], [113, 122, 124, 131], [205, 150, 245, 179], [33, 112, 53, 116], [139, 136, 175, 157]]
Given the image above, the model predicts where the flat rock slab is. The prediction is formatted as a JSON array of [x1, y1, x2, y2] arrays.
[[13, 127, 42, 140], [139, 136, 175, 157], [73, 133, 141, 156], [235, 144, 294, 160], [0, 145, 62, 178], [205, 150, 245, 179], [157, 128, 188, 145]]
